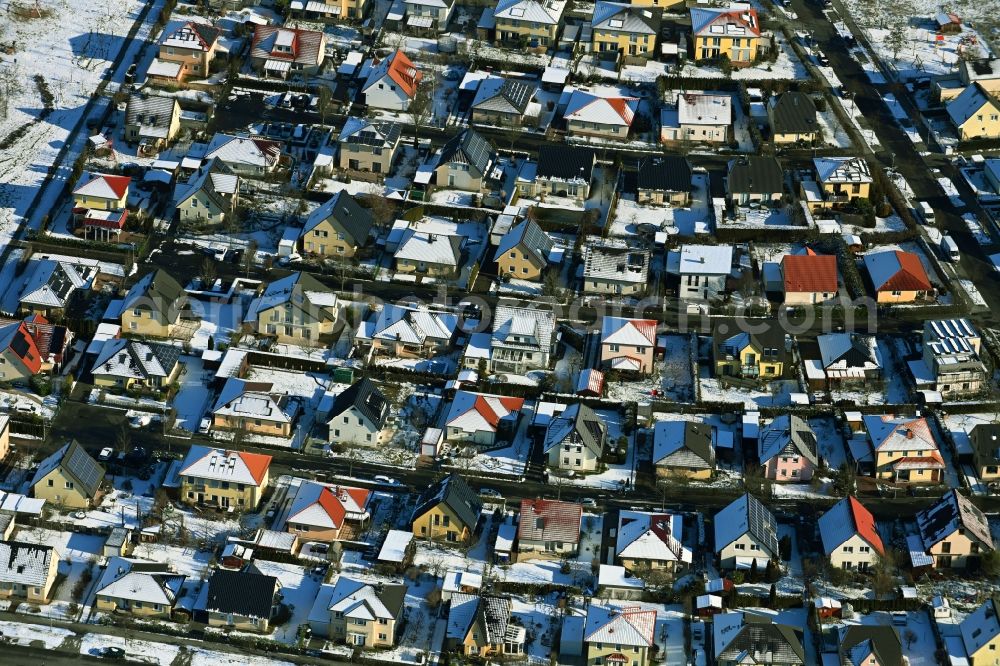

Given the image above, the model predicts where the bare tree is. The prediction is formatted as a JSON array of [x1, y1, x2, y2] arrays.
[[201, 256, 217, 283], [408, 81, 433, 148], [0, 66, 23, 121], [316, 84, 332, 126]]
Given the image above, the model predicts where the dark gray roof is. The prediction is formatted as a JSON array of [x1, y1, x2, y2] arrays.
[[121, 269, 186, 315], [411, 473, 483, 531], [712, 317, 788, 366], [680, 421, 714, 466], [636, 155, 691, 193], [473, 78, 535, 115], [839, 626, 902, 666], [126, 94, 177, 128], [205, 569, 279, 619], [47, 440, 105, 499], [438, 129, 496, 176], [727, 156, 784, 195], [971, 424, 1000, 471], [304, 191, 374, 246], [536, 145, 596, 181], [769, 91, 817, 135], [718, 614, 805, 664], [544, 403, 606, 457], [379, 583, 408, 618], [493, 218, 553, 267], [328, 377, 389, 429]]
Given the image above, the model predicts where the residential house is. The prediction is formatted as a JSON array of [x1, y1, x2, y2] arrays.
[[362, 50, 423, 111], [628, 0, 682, 8], [690, 6, 762, 65], [652, 421, 715, 480], [0, 541, 58, 603], [0, 416, 8, 462], [758, 415, 818, 482], [960, 597, 1000, 665], [712, 318, 786, 379], [430, 129, 498, 193], [781, 253, 838, 305], [489, 305, 555, 373], [814, 332, 882, 388], [337, 117, 402, 174], [16, 259, 95, 317], [660, 92, 733, 145], [17, 314, 71, 372], [250, 25, 327, 78], [599, 316, 656, 375], [308, 576, 407, 646], [300, 191, 374, 258], [95, 557, 186, 619], [636, 155, 691, 206], [837, 626, 903, 666], [0, 321, 43, 383], [947, 83, 1000, 141], [810, 157, 872, 211], [970, 423, 1000, 485], [862, 414, 944, 484], [910, 318, 987, 398], [410, 473, 483, 543], [767, 92, 818, 144], [591, 2, 658, 60], [517, 145, 596, 203], [712, 613, 805, 666], [446, 593, 524, 657], [211, 378, 301, 438], [118, 269, 187, 337], [863, 250, 932, 303], [714, 493, 778, 569], [178, 445, 272, 510], [356, 304, 458, 358], [327, 377, 390, 446], [564, 88, 639, 139], [726, 156, 784, 205], [584, 606, 657, 666], [493, 0, 566, 49], [246, 272, 339, 345], [124, 94, 181, 152], [176, 158, 240, 225], [204, 568, 281, 634], [818, 496, 884, 571], [493, 218, 553, 281], [91, 339, 182, 391], [582, 239, 649, 295], [152, 22, 221, 82], [444, 390, 524, 447], [72, 172, 130, 241], [917, 490, 994, 569], [471, 77, 538, 127], [675, 244, 733, 301], [201, 133, 282, 177], [517, 498, 582, 559], [615, 510, 692, 574], [285, 480, 371, 542], [403, 0, 456, 32], [30, 440, 105, 509], [295, 0, 368, 20], [543, 403, 607, 473], [393, 228, 463, 277]]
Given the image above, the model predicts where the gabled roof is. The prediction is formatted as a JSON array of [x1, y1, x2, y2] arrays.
[[328, 377, 390, 429], [769, 92, 818, 135], [817, 333, 881, 370], [395, 229, 463, 267], [446, 390, 524, 433], [411, 473, 482, 530], [251, 25, 325, 66], [361, 304, 457, 345], [970, 423, 1000, 471], [819, 496, 884, 556], [92, 339, 181, 381], [616, 510, 692, 563], [592, 2, 656, 34], [565, 89, 638, 127], [948, 83, 1000, 128], [918, 489, 993, 551], [126, 94, 178, 133], [678, 92, 732, 126], [493, 218, 553, 268], [727, 156, 783, 195], [782, 253, 837, 294], [204, 134, 282, 169], [636, 155, 691, 193], [690, 7, 761, 37], [600, 316, 656, 347], [495, 0, 564, 24], [176, 158, 238, 212], [491, 305, 555, 353], [179, 445, 271, 486], [0, 541, 55, 587], [212, 378, 300, 425], [863, 250, 932, 292], [536, 145, 595, 181], [714, 613, 804, 663], [712, 318, 787, 364], [205, 568, 279, 619], [518, 499, 582, 544], [245, 272, 338, 323], [287, 480, 371, 530], [363, 50, 423, 99], [839, 626, 902, 666], [584, 606, 656, 647], [0, 321, 42, 375], [120, 269, 185, 315], [863, 414, 937, 453], [437, 129, 496, 176], [338, 117, 402, 148], [30, 440, 105, 499], [472, 77, 536, 115], [543, 403, 606, 456], [652, 420, 715, 469], [19, 260, 94, 309], [961, 597, 1000, 658], [97, 557, 185, 606], [302, 191, 374, 246], [73, 172, 131, 201], [327, 576, 405, 621], [759, 414, 818, 465], [162, 22, 220, 52], [814, 156, 872, 184], [713, 493, 778, 555], [583, 241, 649, 283]]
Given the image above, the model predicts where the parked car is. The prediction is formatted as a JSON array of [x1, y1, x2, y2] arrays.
[[479, 488, 503, 498], [198, 417, 212, 434], [580, 498, 598, 508], [98, 447, 114, 461], [373, 475, 397, 485], [100, 646, 126, 659]]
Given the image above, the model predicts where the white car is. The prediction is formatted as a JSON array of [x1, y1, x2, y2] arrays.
[[98, 447, 114, 461], [198, 417, 212, 434], [373, 475, 397, 485]]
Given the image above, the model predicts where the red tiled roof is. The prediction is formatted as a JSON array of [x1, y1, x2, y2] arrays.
[[96, 174, 131, 199], [238, 451, 272, 485], [5, 323, 42, 375], [698, 9, 761, 37], [782, 254, 837, 294], [386, 50, 423, 99], [345, 487, 371, 509], [518, 499, 583, 543], [317, 487, 347, 528], [847, 497, 884, 555], [878, 250, 932, 292], [607, 97, 636, 125]]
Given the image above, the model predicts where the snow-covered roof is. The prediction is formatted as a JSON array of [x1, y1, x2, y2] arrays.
[[491, 305, 555, 353], [377, 530, 413, 563], [443, 570, 483, 593], [564, 89, 638, 127], [713, 493, 778, 555], [600, 316, 656, 347], [597, 565, 644, 590], [616, 510, 692, 563], [690, 6, 760, 37], [96, 557, 185, 606], [179, 445, 271, 486], [92, 339, 181, 381], [813, 156, 872, 184], [863, 414, 937, 453], [948, 83, 998, 128], [286, 480, 371, 530], [918, 490, 993, 551], [584, 605, 656, 647], [326, 576, 403, 621], [394, 228, 463, 266], [360, 304, 458, 346], [203, 133, 281, 169], [583, 240, 649, 283], [446, 390, 524, 434], [494, 0, 565, 24], [446, 592, 481, 640], [678, 92, 733, 126], [74, 172, 130, 201], [679, 244, 733, 275], [0, 541, 55, 587], [961, 598, 1000, 658], [211, 377, 300, 424], [818, 496, 884, 556]]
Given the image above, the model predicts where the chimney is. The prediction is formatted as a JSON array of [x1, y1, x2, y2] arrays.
[[905, 429, 914, 439]]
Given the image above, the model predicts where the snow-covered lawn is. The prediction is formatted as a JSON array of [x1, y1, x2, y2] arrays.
[[0, 619, 73, 648], [12, 527, 103, 620], [610, 174, 711, 237], [172, 354, 214, 432], [79, 633, 181, 663], [698, 365, 803, 408], [249, 560, 322, 643]]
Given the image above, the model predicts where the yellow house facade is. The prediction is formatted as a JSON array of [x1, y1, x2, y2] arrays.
[[72, 173, 129, 211], [584, 607, 656, 666], [591, 6, 656, 59], [948, 83, 1000, 141], [119, 269, 186, 338], [412, 502, 472, 543], [31, 440, 105, 509], [178, 446, 272, 511], [691, 7, 761, 64], [714, 341, 784, 378], [0, 542, 58, 604], [252, 272, 339, 346], [411, 474, 482, 544], [158, 22, 221, 80]]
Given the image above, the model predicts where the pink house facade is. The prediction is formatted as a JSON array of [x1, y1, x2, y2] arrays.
[[600, 317, 657, 375], [759, 415, 819, 482]]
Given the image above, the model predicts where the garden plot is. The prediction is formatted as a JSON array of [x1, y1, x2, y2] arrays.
[[0, 619, 74, 649], [172, 354, 215, 432], [815, 107, 853, 149], [673, 34, 809, 81], [854, 13, 988, 81], [369, 574, 442, 664], [12, 526, 104, 620], [605, 336, 696, 404], [610, 174, 712, 237], [698, 368, 803, 409], [187, 647, 297, 666], [249, 560, 323, 644], [809, 415, 848, 470], [79, 633, 181, 664]]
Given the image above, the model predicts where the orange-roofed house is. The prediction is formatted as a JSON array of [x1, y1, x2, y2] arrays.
[[178, 446, 272, 510], [444, 390, 524, 447], [250, 25, 327, 79], [781, 253, 838, 305], [818, 496, 884, 571], [285, 480, 372, 542], [362, 50, 423, 111], [584, 606, 657, 666], [564, 89, 639, 139], [863, 250, 933, 304], [72, 172, 130, 242], [600, 316, 657, 375], [690, 7, 762, 66], [862, 414, 944, 484], [0, 321, 43, 383], [517, 499, 583, 560]]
